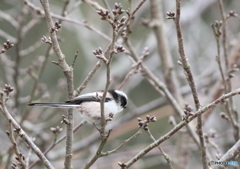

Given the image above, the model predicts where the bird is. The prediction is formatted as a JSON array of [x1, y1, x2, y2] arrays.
[[28, 90, 128, 124]]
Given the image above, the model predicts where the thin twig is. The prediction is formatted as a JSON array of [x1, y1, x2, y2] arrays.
[[28, 121, 86, 169], [57, 97, 167, 159], [84, 1, 148, 167], [24, 0, 111, 41], [22, 18, 39, 37], [71, 51, 79, 68], [174, 0, 208, 168], [84, 6, 121, 168], [19, 40, 43, 56], [131, 0, 147, 16], [59, 0, 69, 21], [117, 63, 140, 90], [218, 139, 240, 169], [102, 129, 142, 157], [0, 92, 54, 169], [0, 10, 19, 28], [217, 0, 239, 141], [13, 12, 24, 109], [121, 88, 240, 168], [84, 130, 111, 169], [211, 22, 238, 142], [149, 0, 182, 104], [40, 0, 75, 168], [20, 46, 52, 125], [218, 0, 228, 71], [124, 38, 200, 148], [7, 120, 26, 168], [75, 61, 101, 95], [145, 129, 174, 169]]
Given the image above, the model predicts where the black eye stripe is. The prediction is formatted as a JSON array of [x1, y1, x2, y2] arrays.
[[120, 95, 127, 108], [108, 90, 119, 102]]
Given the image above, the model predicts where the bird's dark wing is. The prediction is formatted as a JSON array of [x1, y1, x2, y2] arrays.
[[65, 93, 112, 104]]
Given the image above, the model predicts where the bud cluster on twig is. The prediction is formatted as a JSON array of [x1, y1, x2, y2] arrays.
[[6, 120, 26, 168], [220, 112, 230, 121], [93, 47, 108, 63], [97, 9, 110, 21], [13, 127, 21, 134], [50, 126, 63, 135], [137, 115, 157, 131], [226, 10, 238, 19], [182, 104, 194, 121], [0, 40, 14, 54], [96, 3, 127, 31], [11, 157, 26, 169], [61, 115, 70, 125], [166, 11, 175, 19], [212, 20, 222, 37], [3, 84, 14, 96], [14, 154, 26, 168], [114, 45, 125, 54], [183, 104, 193, 115], [227, 64, 239, 81], [50, 21, 62, 33], [112, 3, 124, 17], [41, 36, 52, 45]]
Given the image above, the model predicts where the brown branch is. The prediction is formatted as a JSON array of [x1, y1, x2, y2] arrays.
[[59, 97, 166, 159], [102, 129, 142, 157], [13, 13, 24, 109], [131, 0, 147, 16], [117, 53, 145, 90], [20, 46, 52, 125], [23, 0, 111, 41], [218, 139, 240, 168], [150, 0, 183, 104], [84, 4, 126, 168], [40, 0, 75, 168], [217, 0, 239, 141], [218, 0, 229, 70], [124, 39, 182, 115], [7, 120, 26, 168], [28, 121, 86, 169], [211, 21, 239, 142], [173, 0, 207, 168], [120, 88, 240, 168], [75, 61, 101, 96], [145, 128, 173, 169], [124, 38, 200, 149], [0, 92, 54, 169], [83, 2, 148, 167]]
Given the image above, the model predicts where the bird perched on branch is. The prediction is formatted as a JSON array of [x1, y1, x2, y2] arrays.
[[28, 90, 128, 124]]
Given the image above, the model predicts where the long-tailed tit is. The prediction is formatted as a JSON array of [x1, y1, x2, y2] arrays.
[[28, 90, 128, 124]]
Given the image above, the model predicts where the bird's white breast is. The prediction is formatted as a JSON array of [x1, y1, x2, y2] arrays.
[[76, 100, 123, 124]]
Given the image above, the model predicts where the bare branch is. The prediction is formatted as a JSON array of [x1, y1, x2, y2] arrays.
[[40, 0, 75, 168], [174, 0, 207, 168], [121, 88, 240, 168], [0, 91, 54, 169]]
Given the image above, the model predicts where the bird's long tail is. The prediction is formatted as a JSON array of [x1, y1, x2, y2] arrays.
[[28, 102, 81, 108]]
